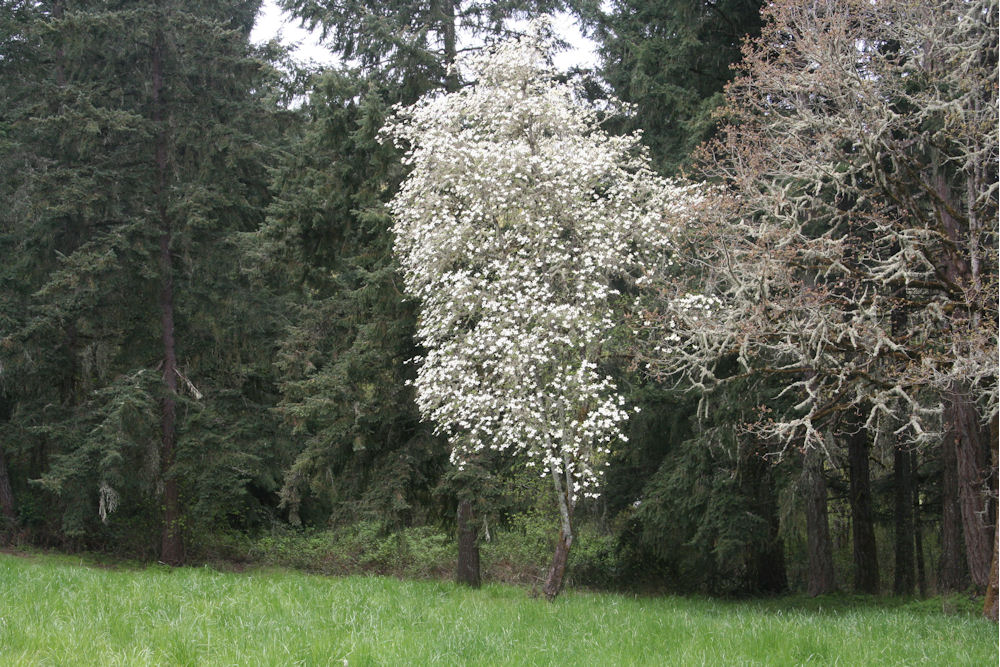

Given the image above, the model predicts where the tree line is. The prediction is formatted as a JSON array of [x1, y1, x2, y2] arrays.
[[0, 0, 995, 617]]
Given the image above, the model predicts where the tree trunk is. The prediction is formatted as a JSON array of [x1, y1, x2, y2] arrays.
[[456, 499, 480, 588], [744, 442, 787, 594], [803, 447, 836, 596], [159, 229, 183, 565], [0, 396, 15, 524], [543, 528, 572, 601], [441, 0, 459, 93], [984, 422, 998, 621], [542, 461, 574, 600], [846, 413, 879, 594], [153, 21, 183, 566], [934, 166, 994, 592], [938, 430, 968, 592], [984, 522, 998, 622], [948, 392, 992, 590], [0, 446, 16, 524], [911, 449, 926, 597], [893, 443, 915, 595]]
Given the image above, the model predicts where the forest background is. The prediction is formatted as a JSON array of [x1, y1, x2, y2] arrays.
[[0, 0, 996, 618]]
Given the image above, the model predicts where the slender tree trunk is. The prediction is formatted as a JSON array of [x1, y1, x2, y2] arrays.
[[744, 442, 787, 594], [938, 430, 967, 592], [803, 447, 836, 596], [0, 447, 16, 524], [984, 522, 998, 622], [152, 20, 183, 566], [456, 498, 480, 588], [948, 392, 991, 590], [544, 527, 572, 600], [893, 443, 915, 595], [984, 423, 998, 621], [439, 0, 472, 585], [0, 397, 16, 524], [911, 449, 926, 597], [439, 0, 475, 588], [441, 0, 459, 93], [52, 1, 66, 87], [159, 225, 183, 565], [846, 412, 879, 594], [543, 460, 574, 600]]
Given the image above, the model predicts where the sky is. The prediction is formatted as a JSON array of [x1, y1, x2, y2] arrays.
[[249, 0, 600, 71]]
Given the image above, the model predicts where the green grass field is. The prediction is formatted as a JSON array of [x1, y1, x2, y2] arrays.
[[0, 552, 994, 666]]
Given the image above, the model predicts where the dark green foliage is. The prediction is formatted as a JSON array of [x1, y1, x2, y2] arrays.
[[262, 70, 447, 527], [591, 0, 764, 173], [0, 0, 292, 553], [618, 379, 789, 595], [280, 0, 582, 99], [602, 383, 694, 518]]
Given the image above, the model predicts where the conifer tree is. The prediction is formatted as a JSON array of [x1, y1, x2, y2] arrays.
[[0, 0, 288, 558], [592, 0, 764, 174]]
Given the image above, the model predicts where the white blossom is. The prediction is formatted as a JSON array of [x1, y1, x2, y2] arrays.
[[383, 21, 699, 502]]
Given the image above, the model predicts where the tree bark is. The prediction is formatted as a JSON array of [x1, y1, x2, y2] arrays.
[[984, 422, 998, 621], [948, 392, 992, 590], [0, 396, 15, 524], [911, 449, 926, 597], [0, 447, 16, 524], [456, 498, 480, 588], [152, 19, 183, 566], [933, 165, 994, 593], [744, 442, 787, 594], [542, 460, 574, 600], [543, 528, 572, 601], [159, 226, 183, 565], [440, 5, 473, 588], [893, 443, 915, 595], [846, 413, 879, 594], [803, 447, 836, 596], [984, 522, 998, 622], [938, 430, 968, 592], [441, 0, 459, 93]]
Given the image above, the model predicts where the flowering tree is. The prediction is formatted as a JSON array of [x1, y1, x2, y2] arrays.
[[383, 22, 695, 599], [638, 0, 997, 611]]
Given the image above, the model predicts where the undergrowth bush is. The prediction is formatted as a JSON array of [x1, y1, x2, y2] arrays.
[[236, 522, 455, 579], [199, 517, 625, 589]]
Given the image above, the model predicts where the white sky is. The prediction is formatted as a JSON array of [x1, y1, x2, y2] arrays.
[[250, 0, 599, 71]]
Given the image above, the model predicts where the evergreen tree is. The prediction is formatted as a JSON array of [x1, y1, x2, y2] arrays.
[[0, 0, 289, 558], [626, 380, 789, 595], [591, 0, 764, 174], [263, 71, 443, 526]]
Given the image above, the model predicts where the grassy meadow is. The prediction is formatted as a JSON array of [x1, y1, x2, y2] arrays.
[[0, 552, 995, 666]]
